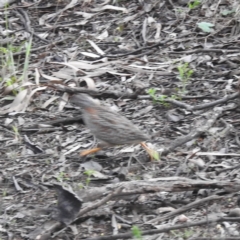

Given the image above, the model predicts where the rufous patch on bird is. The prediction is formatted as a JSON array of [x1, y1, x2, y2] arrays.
[[85, 107, 97, 115]]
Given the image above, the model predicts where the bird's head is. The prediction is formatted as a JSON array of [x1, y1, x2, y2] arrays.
[[70, 94, 99, 109]]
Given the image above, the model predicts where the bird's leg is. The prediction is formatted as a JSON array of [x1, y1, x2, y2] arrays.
[[80, 147, 102, 156], [140, 142, 158, 161]]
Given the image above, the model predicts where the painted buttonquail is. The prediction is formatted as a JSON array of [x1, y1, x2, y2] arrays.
[[70, 94, 152, 157]]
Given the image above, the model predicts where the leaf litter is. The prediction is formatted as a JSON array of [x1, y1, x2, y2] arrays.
[[1, 0, 240, 239]]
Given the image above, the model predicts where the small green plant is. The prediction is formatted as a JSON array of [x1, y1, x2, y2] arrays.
[[6, 76, 17, 86], [116, 24, 125, 32], [1, 5, 32, 94], [171, 229, 194, 239], [158, 95, 168, 105], [45, 159, 50, 165], [147, 88, 166, 103], [150, 150, 160, 161], [170, 94, 180, 100], [12, 126, 20, 140], [2, 189, 7, 197], [177, 63, 193, 94], [56, 172, 69, 182], [131, 225, 143, 240], [175, 8, 184, 13], [147, 88, 170, 107], [5, 76, 18, 95], [147, 88, 157, 101], [84, 170, 96, 186], [21, 37, 32, 83], [188, 0, 201, 9], [78, 183, 84, 189]]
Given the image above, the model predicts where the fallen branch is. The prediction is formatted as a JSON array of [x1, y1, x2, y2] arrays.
[[85, 216, 240, 240], [75, 178, 240, 203], [49, 84, 140, 99], [21, 116, 84, 130], [146, 194, 227, 224], [162, 108, 222, 155], [166, 92, 240, 111]]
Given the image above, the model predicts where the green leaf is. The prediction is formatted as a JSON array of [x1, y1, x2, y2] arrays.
[[197, 22, 214, 33], [221, 9, 235, 16], [152, 150, 160, 161], [147, 88, 156, 97], [188, 0, 201, 9], [148, 149, 160, 161], [131, 226, 142, 239], [84, 170, 95, 177]]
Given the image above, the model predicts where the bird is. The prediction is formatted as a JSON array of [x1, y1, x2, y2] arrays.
[[70, 93, 153, 158]]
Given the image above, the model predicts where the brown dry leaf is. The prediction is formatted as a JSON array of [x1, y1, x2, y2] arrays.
[[41, 73, 63, 81], [51, 60, 134, 79], [106, 71, 132, 76], [79, 52, 100, 58], [50, 62, 81, 72], [39, 0, 78, 24], [96, 30, 109, 40], [58, 92, 69, 111], [67, 60, 119, 70], [142, 17, 148, 43], [189, 158, 206, 168], [155, 22, 162, 40], [74, 11, 96, 19], [80, 77, 96, 89], [42, 96, 59, 109], [22, 86, 47, 112], [0, 86, 47, 114], [2, 83, 19, 95], [35, 68, 40, 85], [128, 63, 170, 70], [0, 89, 28, 114], [51, 68, 75, 80], [119, 12, 143, 23], [87, 40, 105, 55], [91, 5, 128, 13], [156, 207, 175, 214]]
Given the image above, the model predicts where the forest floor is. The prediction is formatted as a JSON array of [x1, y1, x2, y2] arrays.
[[1, 0, 240, 239]]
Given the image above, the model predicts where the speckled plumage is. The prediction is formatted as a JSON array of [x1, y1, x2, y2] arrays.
[[70, 94, 149, 146]]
